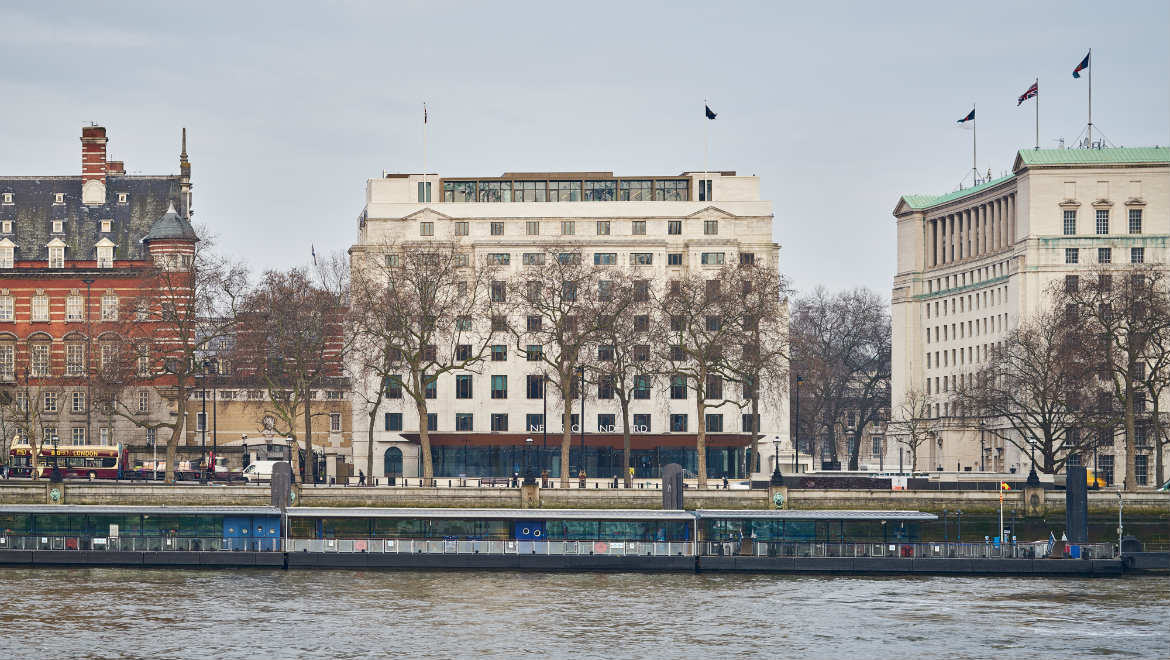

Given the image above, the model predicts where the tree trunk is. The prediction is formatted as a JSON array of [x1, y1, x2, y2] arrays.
[[620, 397, 632, 488], [165, 422, 180, 484], [1151, 395, 1164, 487], [1124, 380, 1137, 492], [848, 426, 862, 471], [303, 387, 315, 484], [750, 395, 761, 476], [695, 394, 707, 489], [416, 397, 433, 483], [560, 378, 573, 488], [365, 398, 380, 484]]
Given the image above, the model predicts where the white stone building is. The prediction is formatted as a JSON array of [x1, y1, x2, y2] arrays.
[[890, 147, 1169, 485], [349, 170, 790, 481]]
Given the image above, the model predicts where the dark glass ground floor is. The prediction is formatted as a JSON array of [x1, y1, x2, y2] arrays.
[[427, 445, 754, 479]]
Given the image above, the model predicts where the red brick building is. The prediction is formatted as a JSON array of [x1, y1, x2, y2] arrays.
[[0, 125, 197, 454]]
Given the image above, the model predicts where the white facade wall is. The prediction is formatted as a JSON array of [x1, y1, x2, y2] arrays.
[[350, 171, 787, 479], [890, 148, 1170, 483]]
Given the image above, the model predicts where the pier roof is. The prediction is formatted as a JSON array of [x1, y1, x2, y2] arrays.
[[694, 510, 937, 521]]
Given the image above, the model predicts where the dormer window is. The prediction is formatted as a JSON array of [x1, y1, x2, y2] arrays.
[[1, 221, 11, 234], [2, 193, 12, 204], [52, 220, 64, 234], [54, 193, 65, 204], [0, 240, 13, 269], [100, 220, 113, 233], [47, 238, 66, 269], [95, 238, 115, 269], [117, 193, 128, 204]]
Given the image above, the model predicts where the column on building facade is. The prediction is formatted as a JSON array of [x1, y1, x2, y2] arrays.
[[976, 204, 983, 256], [1008, 194, 1015, 246], [981, 203, 988, 255], [991, 198, 999, 251], [931, 219, 939, 267], [959, 211, 966, 260]]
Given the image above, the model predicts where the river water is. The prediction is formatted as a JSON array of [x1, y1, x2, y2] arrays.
[[1, 568, 1166, 659]]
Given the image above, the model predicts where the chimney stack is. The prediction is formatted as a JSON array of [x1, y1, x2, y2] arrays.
[[107, 160, 125, 175], [81, 125, 108, 186]]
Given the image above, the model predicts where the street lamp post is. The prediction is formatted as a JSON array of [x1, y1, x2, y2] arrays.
[[578, 366, 585, 479], [771, 437, 783, 486], [542, 373, 548, 474], [524, 437, 535, 485], [81, 277, 95, 444], [199, 364, 208, 484], [956, 509, 963, 542], [50, 433, 61, 481], [210, 359, 218, 479], [793, 375, 803, 473], [979, 420, 986, 472]]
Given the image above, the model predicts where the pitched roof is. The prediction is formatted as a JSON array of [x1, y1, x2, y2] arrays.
[[1014, 146, 1169, 168], [142, 202, 198, 243], [898, 174, 1014, 212]]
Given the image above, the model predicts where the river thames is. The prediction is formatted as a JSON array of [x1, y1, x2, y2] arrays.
[[1, 568, 1166, 659]]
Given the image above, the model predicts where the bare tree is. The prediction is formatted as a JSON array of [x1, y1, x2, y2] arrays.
[[731, 261, 791, 475], [506, 247, 606, 488], [94, 231, 247, 483], [1138, 312, 1170, 486], [0, 381, 64, 479], [235, 267, 345, 484], [788, 287, 891, 469], [888, 388, 935, 471], [659, 265, 750, 488], [953, 309, 1108, 475], [583, 271, 657, 487], [1055, 266, 1170, 490], [348, 240, 498, 482]]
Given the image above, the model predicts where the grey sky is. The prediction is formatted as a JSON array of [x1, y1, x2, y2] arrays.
[[2, 0, 1167, 295]]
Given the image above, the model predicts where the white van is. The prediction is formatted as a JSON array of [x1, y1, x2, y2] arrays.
[[241, 460, 281, 483]]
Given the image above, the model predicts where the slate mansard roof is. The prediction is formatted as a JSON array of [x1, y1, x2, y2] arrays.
[[0, 175, 184, 262]]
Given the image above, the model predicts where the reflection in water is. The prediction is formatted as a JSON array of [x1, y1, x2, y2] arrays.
[[0, 568, 1166, 660]]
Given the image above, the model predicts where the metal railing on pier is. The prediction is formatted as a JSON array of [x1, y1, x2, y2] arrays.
[[286, 538, 694, 557], [699, 540, 1116, 560], [0, 535, 281, 552]]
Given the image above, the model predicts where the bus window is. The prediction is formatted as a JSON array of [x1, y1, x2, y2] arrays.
[[101, 458, 117, 468]]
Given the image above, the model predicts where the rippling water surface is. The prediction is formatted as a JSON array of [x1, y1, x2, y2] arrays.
[[1, 568, 1166, 659]]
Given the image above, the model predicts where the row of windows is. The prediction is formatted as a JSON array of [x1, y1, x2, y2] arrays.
[[0, 342, 140, 380], [925, 285, 1008, 322], [927, 261, 1009, 296], [383, 411, 758, 433], [926, 313, 1007, 347], [1062, 208, 1143, 235], [1064, 247, 1144, 264], [421, 218, 725, 238], [0, 244, 117, 269], [438, 179, 691, 203], [9, 389, 151, 415], [384, 373, 744, 401], [0, 293, 120, 322], [926, 340, 1003, 372], [0, 192, 130, 205]]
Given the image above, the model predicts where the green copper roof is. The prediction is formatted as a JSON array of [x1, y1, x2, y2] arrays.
[[900, 174, 1014, 210], [1015, 146, 1169, 166]]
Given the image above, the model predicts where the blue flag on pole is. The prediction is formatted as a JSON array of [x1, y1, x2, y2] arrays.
[[1073, 52, 1090, 78], [957, 108, 975, 123], [705, 104, 717, 120]]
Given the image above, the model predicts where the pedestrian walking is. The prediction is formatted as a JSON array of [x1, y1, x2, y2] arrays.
[[358, 470, 366, 485]]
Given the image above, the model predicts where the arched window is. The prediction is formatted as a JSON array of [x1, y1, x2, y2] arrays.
[[384, 447, 404, 477]]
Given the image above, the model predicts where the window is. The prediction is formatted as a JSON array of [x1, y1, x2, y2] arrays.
[[704, 414, 723, 432], [455, 374, 473, 399], [669, 414, 688, 432], [583, 180, 616, 201], [513, 181, 545, 202], [101, 293, 118, 321], [330, 413, 342, 432], [633, 374, 651, 399], [656, 179, 688, 201], [704, 220, 718, 235], [490, 221, 505, 236], [138, 390, 149, 413], [705, 375, 723, 399], [72, 427, 86, 444], [384, 375, 403, 399], [491, 345, 507, 361], [633, 413, 651, 431], [739, 253, 755, 265], [490, 413, 509, 432], [550, 180, 580, 201], [557, 252, 581, 265], [562, 281, 577, 301], [417, 181, 432, 202], [1097, 247, 1111, 264], [490, 281, 506, 303], [0, 295, 12, 321], [701, 252, 725, 265], [619, 180, 651, 201], [487, 253, 510, 265], [65, 294, 83, 321], [1064, 275, 1079, 293], [598, 375, 614, 399], [1065, 248, 1079, 264], [1095, 209, 1109, 234], [1097, 454, 1114, 487], [384, 254, 401, 268], [1128, 208, 1142, 234], [49, 246, 64, 268], [100, 342, 118, 375], [630, 253, 653, 266], [526, 345, 542, 361], [66, 343, 85, 376], [598, 281, 613, 302], [596, 221, 610, 236], [419, 221, 434, 236], [423, 375, 437, 399], [491, 375, 507, 399], [42, 391, 58, 413], [117, 193, 128, 204], [425, 413, 437, 432], [1, 193, 11, 204], [667, 253, 683, 266], [52, 220, 64, 233], [525, 315, 542, 332], [670, 375, 687, 399], [99, 219, 113, 233], [1135, 454, 1148, 486], [872, 436, 884, 458], [385, 413, 403, 432], [668, 220, 682, 235], [1063, 210, 1076, 235], [594, 253, 617, 265], [705, 315, 722, 332], [195, 412, 207, 432], [526, 221, 540, 236], [522, 252, 545, 266], [631, 220, 647, 235], [491, 315, 508, 332], [560, 220, 575, 235], [72, 391, 85, 412], [1131, 247, 1144, 264], [0, 343, 13, 381], [697, 179, 712, 201], [454, 221, 469, 236], [31, 343, 50, 376], [597, 413, 616, 431], [450, 344, 470, 362], [633, 280, 650, 302], [669, 345, 685, 361], [0, 245, 12, 269], [526, 374, 544, 399], [455, 413, 474, 432]]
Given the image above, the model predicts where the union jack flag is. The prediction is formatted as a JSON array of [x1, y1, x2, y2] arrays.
[[1017, 81, 1038, 106]]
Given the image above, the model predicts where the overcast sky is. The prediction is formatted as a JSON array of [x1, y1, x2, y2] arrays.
[[2, 0, 1167, 295]]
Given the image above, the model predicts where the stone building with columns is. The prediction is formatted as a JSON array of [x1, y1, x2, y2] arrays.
[[890, 147, 1169, 484]]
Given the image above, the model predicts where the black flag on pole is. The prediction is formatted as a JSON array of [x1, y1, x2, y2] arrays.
[[705, 104, 717, 120]]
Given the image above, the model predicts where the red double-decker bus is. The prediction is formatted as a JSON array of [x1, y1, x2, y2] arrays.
[[8, 441, 128, 480]]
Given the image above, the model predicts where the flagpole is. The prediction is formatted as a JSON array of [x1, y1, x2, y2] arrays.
[[703, 99, 709, 198], [422, 102, 428, 202], [1087, 49, 1093, 147], [972, 103, 977, 184], [1034, 77, 1039, 150]]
